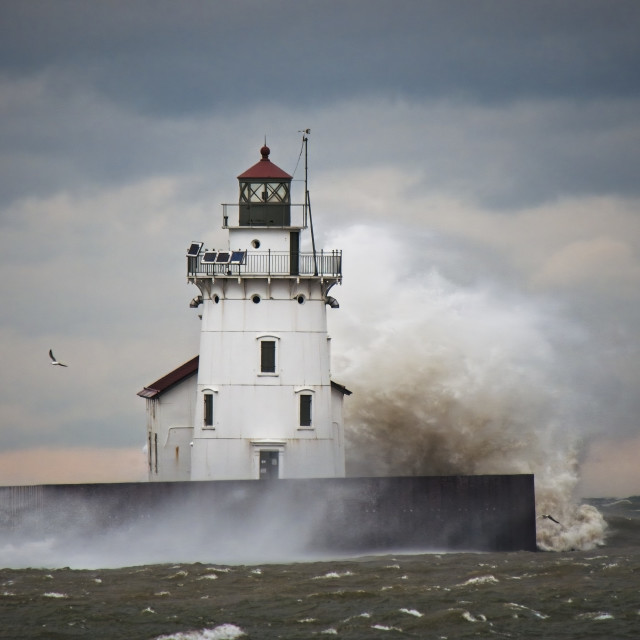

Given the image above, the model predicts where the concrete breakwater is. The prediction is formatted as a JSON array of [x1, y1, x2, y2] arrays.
[[0, 474, 537, 557]]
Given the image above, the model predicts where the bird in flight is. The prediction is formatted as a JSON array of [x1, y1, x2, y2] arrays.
[[539, 514, 561, 525], [49, 349, 68, 367]]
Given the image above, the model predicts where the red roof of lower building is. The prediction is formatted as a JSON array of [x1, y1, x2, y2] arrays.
[[137, 356, 199, 398]]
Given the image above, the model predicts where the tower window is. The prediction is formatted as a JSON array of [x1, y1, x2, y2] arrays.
[[300, 394, 312, 427], [261, 340, 276, 373], [204, 393, 214, 427]]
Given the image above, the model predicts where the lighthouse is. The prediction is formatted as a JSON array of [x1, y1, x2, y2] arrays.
[[15, 139, 537, 555], [139, 140, 349, 481]]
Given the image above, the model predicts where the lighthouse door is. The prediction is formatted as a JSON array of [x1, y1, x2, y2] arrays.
[[259, 451, 280, 480]]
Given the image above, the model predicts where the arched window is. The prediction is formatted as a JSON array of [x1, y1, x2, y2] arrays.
[[295, 388, 315, 428], [256, 335, 280, 376], [299, 394, 312, 427]]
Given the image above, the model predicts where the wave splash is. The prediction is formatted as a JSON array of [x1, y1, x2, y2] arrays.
[[333, 227, 606, 551]]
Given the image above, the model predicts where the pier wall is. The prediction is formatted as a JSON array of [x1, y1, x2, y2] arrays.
[[0, 475, 537, 554]]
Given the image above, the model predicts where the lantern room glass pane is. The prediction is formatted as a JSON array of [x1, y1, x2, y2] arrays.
[[240, 181, 290, 203]]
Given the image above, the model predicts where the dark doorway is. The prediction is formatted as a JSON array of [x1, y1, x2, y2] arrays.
[[259, 451, 280, 480], [290, 231, 300, 276]]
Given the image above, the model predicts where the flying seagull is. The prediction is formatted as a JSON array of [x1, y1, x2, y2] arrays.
[[539, 514, 561, 525], [49, 349, 68, 367]]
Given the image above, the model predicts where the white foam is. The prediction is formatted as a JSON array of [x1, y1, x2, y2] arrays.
[[576, 611, 614, 621], [457, 575, 499, 587], [371, 624, 402, 631], [462, 611, 487, 623], [506, 602, 549, 619], [312, 570, 354, 579], [153, 624, 246, 640]]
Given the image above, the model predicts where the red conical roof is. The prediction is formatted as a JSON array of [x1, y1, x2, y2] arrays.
[[237, 145, 292, 180]]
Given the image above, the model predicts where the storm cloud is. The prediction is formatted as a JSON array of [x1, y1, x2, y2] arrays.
[[0, 1, 639, 496]]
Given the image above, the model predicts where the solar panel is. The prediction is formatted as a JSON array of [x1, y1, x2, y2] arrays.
[[230, 251, 246, 264], [201, 251, 218, 264], [187, 242, 203, 257], [215, 252, 231, 263]]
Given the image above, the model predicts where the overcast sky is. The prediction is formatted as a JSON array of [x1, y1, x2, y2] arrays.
[[0, 0, 639, 496]]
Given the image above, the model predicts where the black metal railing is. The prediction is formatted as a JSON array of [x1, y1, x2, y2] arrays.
[[187, 250, 342, 278]]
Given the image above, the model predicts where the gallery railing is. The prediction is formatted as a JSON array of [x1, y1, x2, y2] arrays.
[[187, 249, 342, 279]]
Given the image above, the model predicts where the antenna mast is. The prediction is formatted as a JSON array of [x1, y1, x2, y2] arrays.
[[301, 129, 318, 276]]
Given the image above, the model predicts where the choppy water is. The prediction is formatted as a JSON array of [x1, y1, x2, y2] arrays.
[[1, 497, 638, 639]]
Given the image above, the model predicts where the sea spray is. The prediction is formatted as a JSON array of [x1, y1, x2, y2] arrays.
[[331, 226, 606, 551]]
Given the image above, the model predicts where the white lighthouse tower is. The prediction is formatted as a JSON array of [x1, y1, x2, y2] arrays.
[[140, 140, 348, 481]]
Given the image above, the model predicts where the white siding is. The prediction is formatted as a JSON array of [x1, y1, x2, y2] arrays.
[[147, 376, 196, 481]]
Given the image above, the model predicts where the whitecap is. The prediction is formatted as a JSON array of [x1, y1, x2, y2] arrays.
[[604, 499, 631, 507], [399, 608, 424, 617], [165, 570, 188, 580], [576, 611, 614, 621], [43, 592, 67, 598], [371, 624, 402, 631], [457, 575, 499, 587], [342, 612, 371, 623], [312, 570, 354, 580], [506, 602, 548, 619], [153, 623, 246, 639], [462, 611, 486, 623]]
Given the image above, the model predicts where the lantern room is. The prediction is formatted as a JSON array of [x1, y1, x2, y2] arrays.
[[237, 145, 293, 227]]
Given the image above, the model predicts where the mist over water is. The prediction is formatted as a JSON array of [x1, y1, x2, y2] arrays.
[[0, 482, 348, 570], [332, 225, 607, 551]]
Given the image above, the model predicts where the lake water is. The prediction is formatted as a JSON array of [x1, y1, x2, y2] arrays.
[[1, 496, 637, 639]]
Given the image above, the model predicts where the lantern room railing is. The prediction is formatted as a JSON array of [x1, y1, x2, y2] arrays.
[[187, 249, 342, 279]]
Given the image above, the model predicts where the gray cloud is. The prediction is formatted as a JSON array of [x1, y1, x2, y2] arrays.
[[0, 1, 638, 494], [2, 1, 639, 113]]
